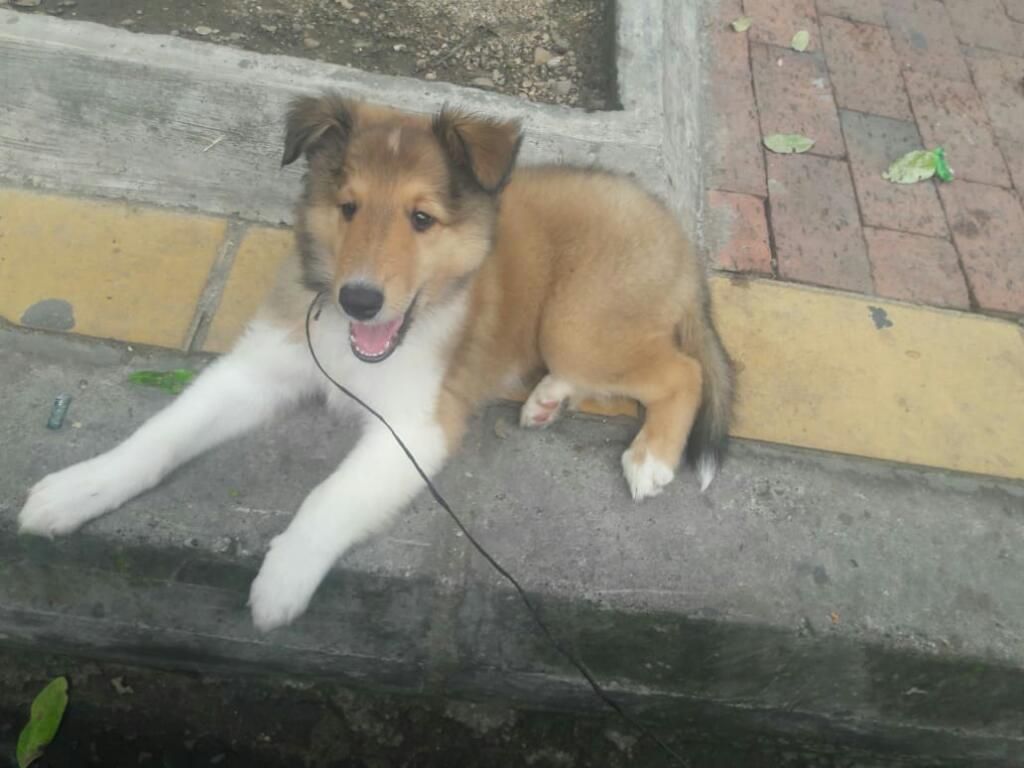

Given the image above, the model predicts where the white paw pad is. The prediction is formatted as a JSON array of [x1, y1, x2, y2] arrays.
[[519, 395, 566, 428], [621, 448, 675, 501], [520, 376, 575, 429]]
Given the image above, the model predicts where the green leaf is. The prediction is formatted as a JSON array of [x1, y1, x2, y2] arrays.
[[127, 369, 198, 395], [882, 147, 955, 184], [882, 150, 936, 184], [17, 677, 69, 768], [763, 133, 815, 154], [791, 29, 810, 51], [731, 16, 753, 32]]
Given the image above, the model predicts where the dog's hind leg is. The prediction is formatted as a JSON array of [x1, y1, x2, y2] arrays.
[[543, 335, 703, 501], [19, 320, 316, 537], [519, 374, 577, 428], [617, 349, 703, 501]]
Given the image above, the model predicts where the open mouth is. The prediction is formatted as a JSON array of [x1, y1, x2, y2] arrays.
[[348, 302, 416, 364]]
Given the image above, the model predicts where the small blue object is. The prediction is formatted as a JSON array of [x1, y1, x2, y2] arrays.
[[47, 394, 72, 430]]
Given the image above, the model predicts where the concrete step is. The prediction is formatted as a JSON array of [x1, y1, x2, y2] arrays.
[[2, 324, 1023, 764]]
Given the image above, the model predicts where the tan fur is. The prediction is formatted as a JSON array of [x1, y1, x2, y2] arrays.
[[273, 96, 733, 480], [441, 169, 711, 461]]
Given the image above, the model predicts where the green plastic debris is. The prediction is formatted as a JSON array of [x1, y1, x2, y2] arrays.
[[17, 677, 68, 768], [127, 368, 197, 395], [882, 147, 954, 184], [791, 29, 810, 51], [763, 133, 815, 154], [932, 147, 954, 182], [731, 16, 753, 32]]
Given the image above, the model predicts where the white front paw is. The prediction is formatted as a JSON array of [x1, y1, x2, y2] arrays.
[[248, 535, 330, 632], [19, 455, 135, 537]]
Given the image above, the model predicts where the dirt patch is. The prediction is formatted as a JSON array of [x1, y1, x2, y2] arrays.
[[7, 0, 618, 110]]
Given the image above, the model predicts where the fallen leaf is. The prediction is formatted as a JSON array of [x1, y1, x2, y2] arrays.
[[830, 611, 840, 625], [791, 29, 810, 52], [731, 16, 753, 32], [882, 150, 935, 183], [763, 133, 815, 154], [493, 416, 510, 439], [17, 677, 68, 768], [882, 147, 953, 184], [127, 369, 197, 395]]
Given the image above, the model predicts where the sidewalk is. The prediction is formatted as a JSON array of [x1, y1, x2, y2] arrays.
[[1, 3, 1024, 763], [708, 0, 1024, 317]]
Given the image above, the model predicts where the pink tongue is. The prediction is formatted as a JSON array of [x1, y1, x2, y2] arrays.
[[350, 316, 403, 357]]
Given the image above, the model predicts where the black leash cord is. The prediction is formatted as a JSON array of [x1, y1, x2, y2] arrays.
[[305, 294, 687, 767]]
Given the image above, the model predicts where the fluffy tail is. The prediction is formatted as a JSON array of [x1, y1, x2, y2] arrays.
[[677, 291, 735, 491]]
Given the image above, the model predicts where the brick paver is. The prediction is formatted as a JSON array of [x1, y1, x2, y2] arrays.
[[709, 0, 767, 197], [708, 191, 773, 274], [904, 71, 1011, 188], [939, 182, 1024, 314], [944, 0, 1024, 56], [1000, 139, 1024, 191], [864, 228, 969, 309], [885, 0, 971, 81], [967, 50, 1024, 143], [751, 45, 845, 158], [816, 0, 886, 26], [821, 16, 912, 120], [766, 153, 872, 292], [841, 110, 949, 237], [744, 0, 821, 51], [707, 0, 1024, 321]]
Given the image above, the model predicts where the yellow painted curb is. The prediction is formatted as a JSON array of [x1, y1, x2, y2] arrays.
[[204, 226, 294, 353], [2, 187, 1021, 479], [712, 276, 1024, 480], [0, 189, 225, 349]]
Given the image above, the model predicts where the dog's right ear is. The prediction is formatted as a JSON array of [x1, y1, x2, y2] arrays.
[[281, 94, 355, 167]]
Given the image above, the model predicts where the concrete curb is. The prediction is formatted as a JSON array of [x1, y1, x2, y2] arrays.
[[2, 325, 1023, 763], [3, 186, 1023, 477], [0, 2, 704, 232]]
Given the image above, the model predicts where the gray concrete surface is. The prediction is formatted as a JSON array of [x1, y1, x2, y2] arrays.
[[2, 324, 1023, 763]]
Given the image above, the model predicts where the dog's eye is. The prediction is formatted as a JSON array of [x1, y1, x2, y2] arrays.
[[411, 210, 435, 232], [339, 202, 358, 221]]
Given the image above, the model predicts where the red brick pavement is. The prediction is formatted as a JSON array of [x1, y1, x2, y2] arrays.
[[707, 0, 1024, 316]]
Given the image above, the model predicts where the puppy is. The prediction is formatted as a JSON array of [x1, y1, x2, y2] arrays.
[[20, 94, 733, 631]]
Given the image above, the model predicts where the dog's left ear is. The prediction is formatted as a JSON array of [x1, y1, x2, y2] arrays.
[[433, 108, 523, 193], [281, 93, 355, 167]]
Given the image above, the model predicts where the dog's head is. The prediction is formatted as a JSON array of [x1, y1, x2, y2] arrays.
[[282, 93, 522, 363]]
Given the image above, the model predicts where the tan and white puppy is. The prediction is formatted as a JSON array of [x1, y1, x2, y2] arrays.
[[20, 94, 733, 631]]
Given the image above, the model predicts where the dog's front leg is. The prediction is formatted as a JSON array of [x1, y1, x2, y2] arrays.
[[248, 417, 449, 631], [19, 321, 314, 537]]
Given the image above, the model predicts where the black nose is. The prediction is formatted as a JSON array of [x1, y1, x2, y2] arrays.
[[339, 283, 385, 321]]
